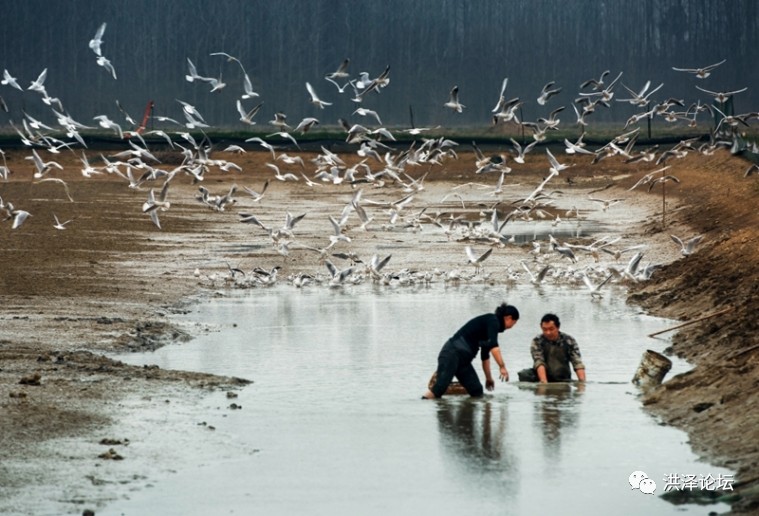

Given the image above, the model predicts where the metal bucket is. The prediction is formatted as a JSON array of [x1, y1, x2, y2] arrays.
[[631, 349, 672, 388]]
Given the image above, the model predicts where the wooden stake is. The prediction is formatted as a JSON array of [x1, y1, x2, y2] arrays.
[[648, 307, 732, 338], [661, 167, 667, 228]]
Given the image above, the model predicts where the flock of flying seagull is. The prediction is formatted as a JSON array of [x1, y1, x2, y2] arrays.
[[1, 22, 757, 293]]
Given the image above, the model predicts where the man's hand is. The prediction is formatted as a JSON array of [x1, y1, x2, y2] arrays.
[[499, 365, 509, 382], [486, 378, 495, 391]]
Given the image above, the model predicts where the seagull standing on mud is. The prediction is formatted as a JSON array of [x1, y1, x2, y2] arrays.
[[465, 246, 492, 274]]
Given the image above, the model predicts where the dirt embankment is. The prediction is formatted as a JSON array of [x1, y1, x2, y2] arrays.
[[625, 153, 759, 512], [0, 145, 758, 513]]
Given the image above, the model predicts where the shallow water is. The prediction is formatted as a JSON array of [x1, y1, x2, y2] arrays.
[[107, 285, 732, 515]]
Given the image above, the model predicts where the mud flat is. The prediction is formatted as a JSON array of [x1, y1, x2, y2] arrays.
[[0, 147, 757, 513]]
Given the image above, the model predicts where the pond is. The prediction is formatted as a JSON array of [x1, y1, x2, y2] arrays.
[[106, 284, 733, 515]]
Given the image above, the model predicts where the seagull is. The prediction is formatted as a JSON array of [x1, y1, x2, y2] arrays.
[[265, 163, 299, 181], [491, 77, 509, 112], [546, 148, 572, 174], [240, 71, 260, 99], [352, 107, 382, 125], [617, 80, 663, 107], [27, 149, 63, 179], [444, 85, 465, 112], [325, 58, 350, 79], [367, 254, 392, 281], [236, 100, 263, 125], [328, 215, 352, 246], [294, 117, 320, 133], [671, 234, 703, 256], [553, 244, 578, 263], [509, 138, 537, 164], [7, 209, 31, 229], [521, 261, 551, 285], [537, 81, 562, 105], [52, 214, 73, 230], [206, 71, 227, 92], [538, 105, 565, 129], [492, 96, 523, 124], [647, 174, 680, 192], [305, 82, 332, 109], [744, 163, 759, 178], [672, 59, 726, 79], [277, 153, 306, 168], [27, 68, 48, 93], [266, 131, 300, 149], [588, 195, 624, 211], [578, 71, 623, 103], [96, 55, 117, 80], [581, 271, 614, 299], [580, 70, 610, 91], [695, 85, 748, 104], [269, 111, 290, 129], [93, 115, 124, 139], [88, 22, 107, 56], [564, 136, 595, 155], [325, 260, 354, 287], [245, 137, 278, 158], [325, 76, 354, 93], [1, 69, 23, 91], [464, 246, 492, 274], [242, 180, 269, 202], [185, 58, 211, 83], [619, 251, 645, 281]]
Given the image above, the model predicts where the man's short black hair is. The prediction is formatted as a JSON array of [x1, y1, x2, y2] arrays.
[[495, 303, 519, 321], [541, 313, 560, 327]]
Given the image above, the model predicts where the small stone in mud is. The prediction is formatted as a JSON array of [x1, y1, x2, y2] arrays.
[[99, 438, 129, 446], [692, 402, 714, 413], [9, 391, 27, 399], [83, 509, 95, 516], [19, 372, 41, 385], [98, 448, 124, 460], [229, 403, 242, 410], [226, 391, 238, 398]]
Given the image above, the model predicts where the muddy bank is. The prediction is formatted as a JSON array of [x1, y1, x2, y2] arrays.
[[1, 146, 758, 513]]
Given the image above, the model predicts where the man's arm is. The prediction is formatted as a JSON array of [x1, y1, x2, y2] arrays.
[[530, 338, 548, 383], [536, 364, 548, 383], [566, 335, 586, 382]]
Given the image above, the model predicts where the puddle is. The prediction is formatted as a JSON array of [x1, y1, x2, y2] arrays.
[[106, 285, 733, 515]]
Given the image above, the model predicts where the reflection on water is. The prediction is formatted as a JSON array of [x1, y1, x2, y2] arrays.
[[531, 383, 583, 459], [437, 398, 514, 471], [105, 285, 733, 516]]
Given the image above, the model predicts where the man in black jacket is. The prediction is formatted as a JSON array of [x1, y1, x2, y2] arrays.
[[422, 303, 520, 399]]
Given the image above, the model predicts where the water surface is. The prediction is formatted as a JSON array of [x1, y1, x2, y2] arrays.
[[107, 285, 732, 515]]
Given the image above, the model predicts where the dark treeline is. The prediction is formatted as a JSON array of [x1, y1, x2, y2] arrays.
[[0, 0, 757, 133]]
